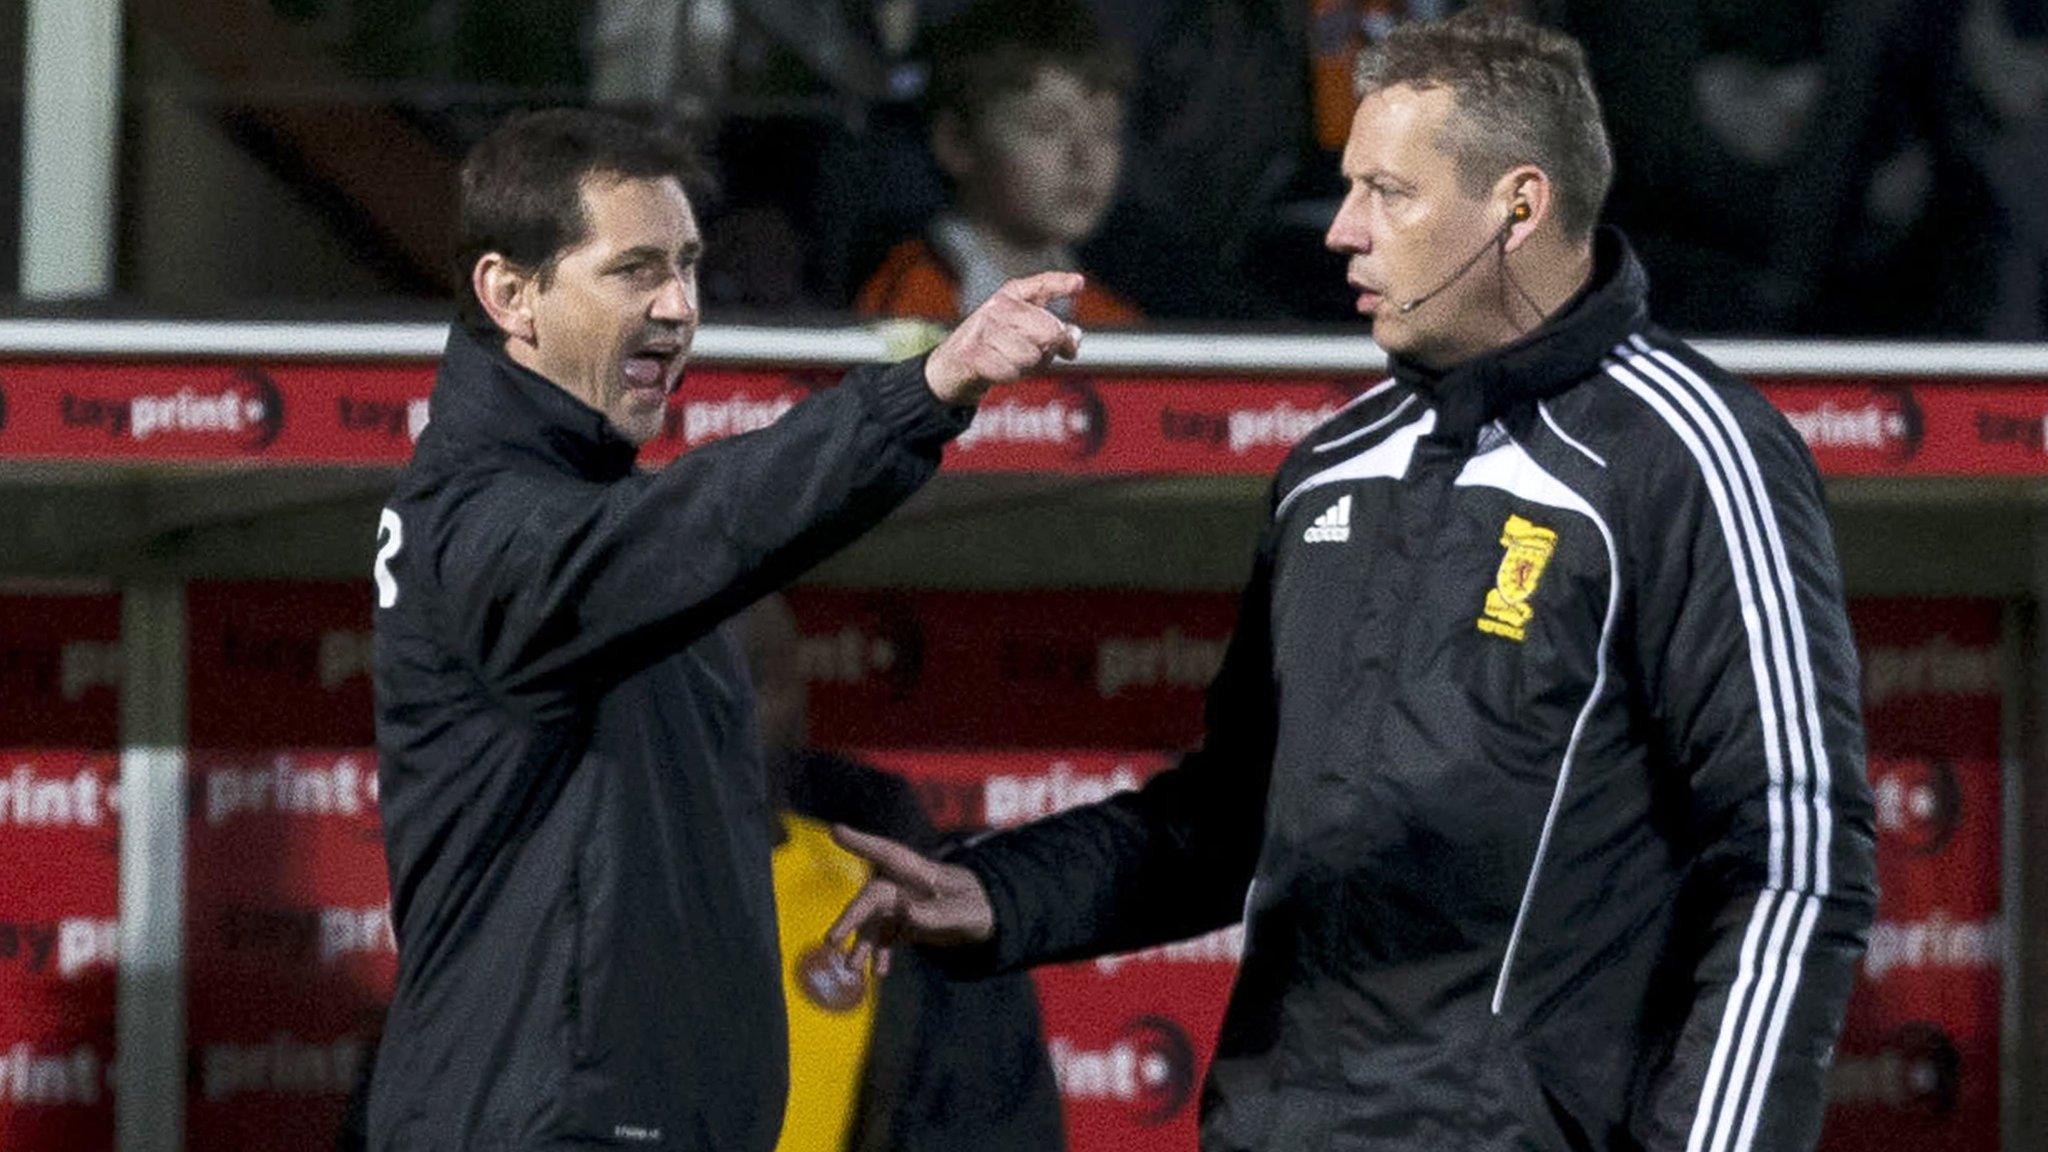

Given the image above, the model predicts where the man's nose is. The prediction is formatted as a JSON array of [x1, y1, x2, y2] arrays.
[[651, 272, 696, 324], [1325, 199, 1370, 255]]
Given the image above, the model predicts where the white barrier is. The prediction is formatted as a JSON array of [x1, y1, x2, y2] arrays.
[[0, 318, 2043, 377]]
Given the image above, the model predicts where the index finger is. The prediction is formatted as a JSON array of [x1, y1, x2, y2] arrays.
[[831, 824, 942, 896], [1000, 271, 1086, 308], [826, 881, 893, 952]]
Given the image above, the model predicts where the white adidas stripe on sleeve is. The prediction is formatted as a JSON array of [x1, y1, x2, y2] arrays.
[[1606, 339, 1833, 1152]]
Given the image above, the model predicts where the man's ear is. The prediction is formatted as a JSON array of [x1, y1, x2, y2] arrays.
[[473, 253, 539, 345], [1493, 165, 1552, 253]]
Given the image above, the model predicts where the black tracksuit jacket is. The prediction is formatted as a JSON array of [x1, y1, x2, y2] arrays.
[[946, 231, 1878, 1152], [366, 326, 966, 1151]]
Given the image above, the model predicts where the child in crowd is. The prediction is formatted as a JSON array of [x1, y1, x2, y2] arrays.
[[858, 0, 1143, 326]]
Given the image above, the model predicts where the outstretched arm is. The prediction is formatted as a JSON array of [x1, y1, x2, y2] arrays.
[[832, 530, 1282, 976]]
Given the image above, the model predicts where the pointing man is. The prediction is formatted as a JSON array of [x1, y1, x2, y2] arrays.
[[367, 108, 1081, 1151]]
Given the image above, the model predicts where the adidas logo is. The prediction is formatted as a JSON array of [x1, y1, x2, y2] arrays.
[[1304, 494, 1352, 543]]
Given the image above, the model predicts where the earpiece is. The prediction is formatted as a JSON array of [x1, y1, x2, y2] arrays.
[[1511, 201, 1531, 222]]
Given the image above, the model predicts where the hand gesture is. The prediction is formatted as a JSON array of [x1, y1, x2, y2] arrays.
[[923, 272, 1085, 406], [826, 825, 995, 977]]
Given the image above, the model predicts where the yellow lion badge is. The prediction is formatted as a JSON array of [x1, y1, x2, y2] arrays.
[[1478, 514, 1558, 642]]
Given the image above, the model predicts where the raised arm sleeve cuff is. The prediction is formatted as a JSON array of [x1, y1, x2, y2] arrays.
[[851, 353, 974, 447]]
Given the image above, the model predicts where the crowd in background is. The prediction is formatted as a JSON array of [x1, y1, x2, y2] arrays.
[[261, 0, 2048, 338]]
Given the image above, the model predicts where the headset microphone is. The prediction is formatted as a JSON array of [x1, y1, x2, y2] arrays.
[[1394, 202, 1530, 315]]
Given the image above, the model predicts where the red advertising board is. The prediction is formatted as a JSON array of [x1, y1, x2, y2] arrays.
[[5, 359, 2048, 478], [0, 591, 122, 748], [0, 749, 121, 1152], [0, 363, 429, 464], [785, 589, 1237, 750], [0, 591, 122, 1152], [919, 376, 1364, 475], [187, 574, 388, 1149], [184, 747, 392, 1152], [1821, 600, 2005, 1151], [1762, 378, 2048, 477], [187, 582, 376, 749]]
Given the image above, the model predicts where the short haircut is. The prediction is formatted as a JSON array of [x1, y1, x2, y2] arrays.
[[455, 108, 699, 340], [923, 0, 1133, 130], [1354, 12, 1613, 240]]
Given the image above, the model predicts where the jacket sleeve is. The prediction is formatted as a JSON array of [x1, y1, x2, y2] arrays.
[[940, 527, 1281, 975], [1626, 379, 1877, 1152], [423, 357, 966, 699]]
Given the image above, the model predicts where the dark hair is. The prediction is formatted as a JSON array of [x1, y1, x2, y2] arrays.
[[1354, 12, 1612, 240], [455, 108, 700, 340], [923, 0, 1133, 130]]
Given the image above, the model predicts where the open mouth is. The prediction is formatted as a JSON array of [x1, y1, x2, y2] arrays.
[[622, 345, 684, 393]]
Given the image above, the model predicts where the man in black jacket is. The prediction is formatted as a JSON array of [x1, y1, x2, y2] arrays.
[[367, 108, 1083, 1151], [829, 14, 1877, 1152]]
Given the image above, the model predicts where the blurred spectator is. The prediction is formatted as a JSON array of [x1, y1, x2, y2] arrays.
[[1755, 0, 2007, 336], [1079, 0, 1311, 320], [1958, 0, 2047, 338], [1099, 0, 1498, 323], [584, 0, 943, 313], [1310, 1, 1465, 152], [1519, 0, 1829, 333], [587, 0, 738, 126], [586, 0, 930, 128], [741, 596, 1066, 1152], [855, 0, 1142, 325], [1535, 0, 2038, 338], [270, 0, 587, 93]]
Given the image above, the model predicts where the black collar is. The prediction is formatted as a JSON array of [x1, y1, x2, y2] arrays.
[[1391, 226, 1649, 442], [428, 324, 642, 481]]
